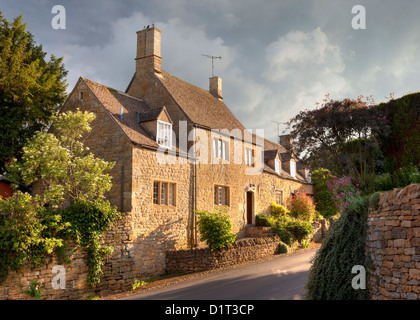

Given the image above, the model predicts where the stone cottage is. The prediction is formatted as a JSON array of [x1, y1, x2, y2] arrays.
[[61, 26, 313, 280]]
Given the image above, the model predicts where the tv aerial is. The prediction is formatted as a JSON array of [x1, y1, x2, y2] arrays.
[[201, 54, 222, 77]]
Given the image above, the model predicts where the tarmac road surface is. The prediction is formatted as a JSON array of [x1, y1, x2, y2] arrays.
[[125, 246, 318, 300]]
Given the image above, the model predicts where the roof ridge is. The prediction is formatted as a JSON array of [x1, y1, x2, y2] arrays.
[[81, 76, 146, 103]]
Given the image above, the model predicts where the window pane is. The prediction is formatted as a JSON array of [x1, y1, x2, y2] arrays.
[[157, 122, 172, 147], [153, 182, 159, 204], [244, 148, 248, 165], [290, 161, 296, 177], [276, 191, 283, 205], [212, 139, 217, 158], [168, 183, 175, 206], [225, 141, 229, 161], [161, 182, 167, 205], [219, 187, 223, 205], [275, 159, 280, 174], [223, 187, 228, 205], [218, 140, 222, 159]]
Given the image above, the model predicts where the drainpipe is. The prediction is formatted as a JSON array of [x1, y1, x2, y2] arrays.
[[194, 124, 198, 247]]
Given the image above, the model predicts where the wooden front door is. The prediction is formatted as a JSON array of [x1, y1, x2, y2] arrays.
[[246, 191, 254, 225]]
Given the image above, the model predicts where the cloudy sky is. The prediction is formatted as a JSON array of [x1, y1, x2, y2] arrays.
[[2, 0, 420, 141]]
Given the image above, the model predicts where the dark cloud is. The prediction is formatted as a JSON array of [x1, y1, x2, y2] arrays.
[[1, 0, 420, 141]]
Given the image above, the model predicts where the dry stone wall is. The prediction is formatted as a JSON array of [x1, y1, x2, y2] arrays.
[[367, 184, 420, 300], [166, 236, 285, 274]]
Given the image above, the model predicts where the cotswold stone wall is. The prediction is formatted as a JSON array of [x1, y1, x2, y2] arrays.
[[366, 184, 420, 300], [0, 210, 139, 300], [166, 236, 285, 274]]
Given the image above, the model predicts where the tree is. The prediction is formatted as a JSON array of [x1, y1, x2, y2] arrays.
[[285, 95, 389, 192], [0, 12, 68, 173], [376, 93, 420, 173], [3, 110, 118, 286], [7, 109, 115, 210]]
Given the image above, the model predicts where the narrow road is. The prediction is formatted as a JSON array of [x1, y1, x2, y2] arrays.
[[125, 246, 318, 300]]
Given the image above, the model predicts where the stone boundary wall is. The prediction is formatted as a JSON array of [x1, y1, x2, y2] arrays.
[[0, 212, 138, 300], [366, 183, 420, 300], [245, 226, 276, 238], [166, 236, 285, 274], [245, 219, 329, 243]]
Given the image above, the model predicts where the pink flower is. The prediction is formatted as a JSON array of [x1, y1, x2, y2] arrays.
[[356, 191, 360, 195]]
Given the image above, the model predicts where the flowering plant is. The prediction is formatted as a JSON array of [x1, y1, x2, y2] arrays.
[[23, 278, 44, 300], [287, 192, 316, 222], [327, 176, 362, 211]]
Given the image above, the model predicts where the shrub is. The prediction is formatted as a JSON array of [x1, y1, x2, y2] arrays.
[[408, 166, 420, 183], [0, 192, 68, 284], [271, 217, 313, 246], [196, 210, 236, 251], [272, 221, 293, 246], [277, 242, 289, 254], [312, 168, 340, 220], [284, 219, 313, 243], [270, 202, 289, 218], [305, 204, 369, 300], [373, 172, 394, 192], [327, 176, 364, 212], [255, 214, 272, 227], [368, 192, 381, 211], [287, 192, 316, 222]]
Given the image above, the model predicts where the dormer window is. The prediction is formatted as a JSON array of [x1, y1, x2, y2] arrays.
[[290, 161, 296, 178], [212, 137, 229, 161], [305, 168, 311, 182], [157, 120, 172, 148], [274, 159, 280, 174]]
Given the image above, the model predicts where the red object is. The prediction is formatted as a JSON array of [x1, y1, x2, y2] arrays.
[[0, 181, 14, 199]]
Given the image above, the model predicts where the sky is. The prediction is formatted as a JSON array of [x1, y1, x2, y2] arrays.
[[2, 0, 420, 142]]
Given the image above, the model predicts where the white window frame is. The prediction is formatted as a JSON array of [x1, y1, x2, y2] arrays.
[[212, 137, 229, 161], [274, 159, 280, 174], [290, 161, 296, 178], [244, 148, 253, 166], [156, 120, 172, 149]]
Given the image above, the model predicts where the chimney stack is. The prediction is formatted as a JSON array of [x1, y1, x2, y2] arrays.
[[209, 76, 222, 100], [135, 26, 162, 75], [279, 134, 292, 150]]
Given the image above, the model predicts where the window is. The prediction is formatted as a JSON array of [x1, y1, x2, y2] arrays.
[[290, 161, 296, 178], [244, 148, 253, 166], [212, 137, 229, 161], [157, 121, 172, 148], [305, 169, 311, 183], [214, 185, 230, 206], [153, 181, 176, 206], [275, 190, 283, 205], [274, 159, 280, 174]]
